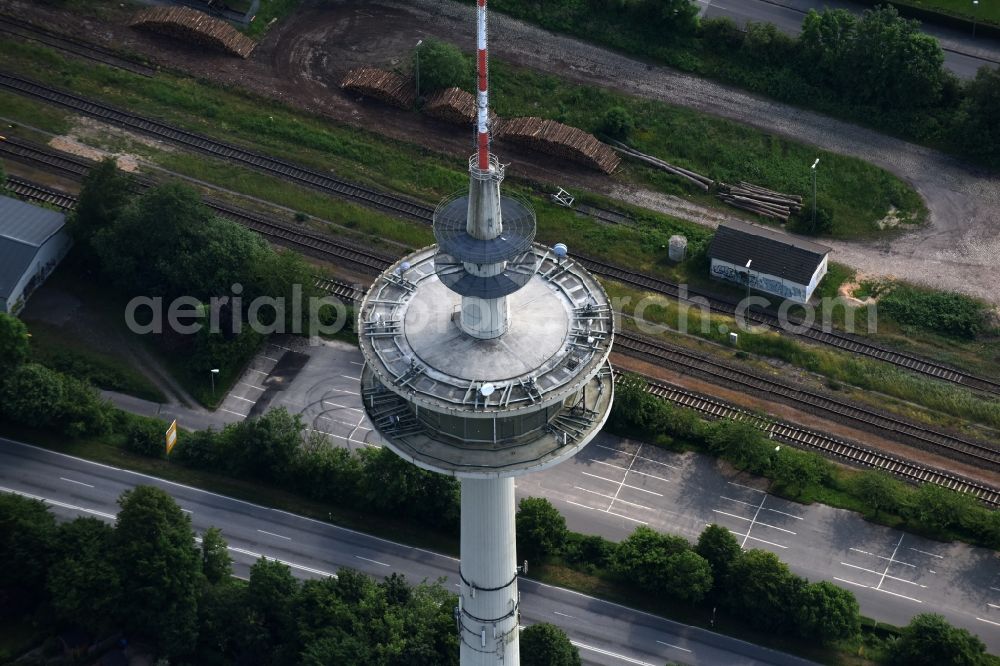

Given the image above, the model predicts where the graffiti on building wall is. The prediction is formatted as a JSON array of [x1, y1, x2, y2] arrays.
[[711, 263, 806, 301]]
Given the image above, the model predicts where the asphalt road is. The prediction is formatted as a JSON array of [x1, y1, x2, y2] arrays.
[[0, 437, 818, 666], [697, 0, 1000, 79]]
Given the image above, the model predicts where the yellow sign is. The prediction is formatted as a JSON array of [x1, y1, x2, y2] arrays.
[[165, 419, 178, 455]]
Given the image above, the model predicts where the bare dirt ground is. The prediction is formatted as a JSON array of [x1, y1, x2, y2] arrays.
[[8, 0, 999, 305]]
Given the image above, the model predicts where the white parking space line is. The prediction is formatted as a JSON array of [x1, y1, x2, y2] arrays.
[[261, 355, 280, 362], [988, 603, 1000, 609], [322, 400, 364, 413], [340, 374, 362, 381], [849, 547, 916, 567], [59, 477, 95, 488], [554, 611, 575, 619], [712, 509, 796, 535], [350, 360, 364, 366], [239, 382, 265, 391], [574, 486, 652, 511], [909, 547, 944, 559], [581, 472, 663, 496], [876, 588, 922, 604], [719, 498, 802, 520], [656, 640, 692, 653], [727, 481, 765, 493], [722, 528, 787, 549], [631, 453, 680, 470], [220, 408, 247, 417], [607, 511, 648, 525], [627, 469, 671, 483], [317, 415, 372, 431], [834, 577, 869, 589], [566, 500, 597, 511], [876, 534, 906, 591], [257, 529, 292, 541], [229, 395, 255, 403], [977, 617, 1000, 627], [355, 555, 390, 567], [607, 444, 641, 511], [248, 369, 268, 375], [839, 562, 926, 588], [586, 458, 629, 471]]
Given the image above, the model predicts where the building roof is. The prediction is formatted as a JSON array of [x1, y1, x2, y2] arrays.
[[708, 219, 831, 285], [0, 196, 66, 299]]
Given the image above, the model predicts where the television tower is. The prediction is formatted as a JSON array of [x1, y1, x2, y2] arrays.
[[358, 2, 614, 662]]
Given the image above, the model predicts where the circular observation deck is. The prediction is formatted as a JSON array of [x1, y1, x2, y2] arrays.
[[358, 244, 614, 478]]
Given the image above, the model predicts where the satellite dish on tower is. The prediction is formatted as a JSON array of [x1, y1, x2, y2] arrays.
[[480, 383, 496, 397]]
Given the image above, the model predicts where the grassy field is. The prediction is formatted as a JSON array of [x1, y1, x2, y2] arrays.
[[488, 62, 927, 238], [895, 0, 1000, 25]]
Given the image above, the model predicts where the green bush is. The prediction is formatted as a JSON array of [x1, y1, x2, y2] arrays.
[[887, 613, 987, 666], [124, 415, 169, 458], [516, 497, 568, 563], [879, 284, 988, 339], [599, 106, 633, 141]]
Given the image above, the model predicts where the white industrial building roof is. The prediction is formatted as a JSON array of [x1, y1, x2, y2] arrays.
[[0, 195, 67, 301]]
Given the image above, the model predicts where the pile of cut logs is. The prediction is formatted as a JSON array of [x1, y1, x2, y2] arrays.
[[341, 67, 415, 109], [717, 182, 803, 221], [423, 87, 497, 128], [497, 117, 620, 174], [607, 140, 712, 191], [130, 6, 256, 58]]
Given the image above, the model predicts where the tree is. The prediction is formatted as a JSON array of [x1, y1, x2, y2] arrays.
[[906, 483, 976, 535], [113, 486, 202, 656], [0, 313, 29, 371], [696, 524, 741, 586], [724, 549, 803, 633], [222, 407, 304, 481], [520, 623, 581, 666], [953, 65, 1000, 167], [599, 107, 633, 141], [663, 550, 713, 602], [888, 613, 987, 666], [770, 447, 830, 496], [795, 581, 860, 643], [69, 157, 133, 254], [0, 363, 64, 429], [47, 518, 120, 632], [201, 527, 232, 584], [851, 470, 902, 517], [0, 493, 57, 606], [611, 526, 712, 602], [414, 39, 470, 95], [124, 415, 169, 458], [247, 557, 299, 659], [516, 497, 568, 563]]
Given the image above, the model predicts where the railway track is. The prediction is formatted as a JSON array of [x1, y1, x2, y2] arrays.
[[615, 332, 1000, 469], [316, 274, 1000, 507], [0, 16, 156, 77], [2, 72, 996, 397], [10, 173, 998, 504]]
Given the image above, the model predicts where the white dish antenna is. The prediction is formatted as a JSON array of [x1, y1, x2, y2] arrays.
[[479, 382, 496, 397]]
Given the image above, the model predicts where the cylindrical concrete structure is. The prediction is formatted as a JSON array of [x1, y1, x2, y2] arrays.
[[458, 477, 519, 665]]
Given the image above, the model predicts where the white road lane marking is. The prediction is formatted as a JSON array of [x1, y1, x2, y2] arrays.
[[656, 640, 692, 653], [1, 487, 114, 519], [553, 611, 575, 619], [355, 555, 390, 567], [59, 477, 95, 488], [908, 547, 944, 559], [227, 546, 335, 578], [257, 529, 292, 541], [712, 509, 796, 534], [572, 641, 658, 666], [840, 562, 925, 588]]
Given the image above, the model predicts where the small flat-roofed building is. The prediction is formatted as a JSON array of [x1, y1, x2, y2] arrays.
[[0, 195, 72, 314], [708, 219, 831, 304]]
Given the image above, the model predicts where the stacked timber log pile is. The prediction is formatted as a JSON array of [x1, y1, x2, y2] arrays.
[[422, 87, 498, 127], [608, 140, 712, 191], [129, 6, 256, 58], [718, 181, 803, 221], [495, 117, 620, 174], [341, 67, 415, 110]]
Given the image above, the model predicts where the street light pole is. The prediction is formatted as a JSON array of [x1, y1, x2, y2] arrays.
[[210, 368, 219, 397], [415, 39, 423, 100], [973, 0, 980, 37], [744, 258, 753, 328], [811, 158, 819, 229]]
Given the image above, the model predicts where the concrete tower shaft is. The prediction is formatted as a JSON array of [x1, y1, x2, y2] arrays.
[[356, 1, 614, 664]]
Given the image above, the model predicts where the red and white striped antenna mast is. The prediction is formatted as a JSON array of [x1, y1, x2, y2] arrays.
[[475, 0, 490, 171]]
